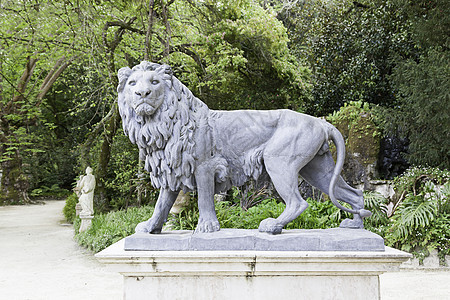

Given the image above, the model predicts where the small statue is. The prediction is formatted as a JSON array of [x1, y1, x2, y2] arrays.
[[73, 175, 84, 196], [78, 167, 95, 217]]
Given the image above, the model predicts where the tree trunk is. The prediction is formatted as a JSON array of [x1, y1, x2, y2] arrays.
[[0, 120, 30, 204], [144, 0, 155, 61], [93, 103, 121, 210], [0, 150, 30, 205], [90, 17, 139, 210]]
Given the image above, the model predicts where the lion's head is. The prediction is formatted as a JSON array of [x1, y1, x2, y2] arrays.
[[117, 63, 172, 116], [117, 61, 208, 192]]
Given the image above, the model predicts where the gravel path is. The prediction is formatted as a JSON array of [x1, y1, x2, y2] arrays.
[[0, 200, 121, 300], [0, 200, 449, 300]]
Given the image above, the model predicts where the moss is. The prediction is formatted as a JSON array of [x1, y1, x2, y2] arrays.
[[348, 113, 380, 165], [327, 101, 382, 184], [0, 160, 29, 205]]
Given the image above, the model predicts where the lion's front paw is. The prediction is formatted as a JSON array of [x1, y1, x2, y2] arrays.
[[195, 220, 220, 233], [135, 219, 162, 234], [258, 218, 283, 235], [339, 217, 364, 229]]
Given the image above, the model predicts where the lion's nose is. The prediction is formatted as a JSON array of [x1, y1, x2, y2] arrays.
[[135, 90, 151, 97]]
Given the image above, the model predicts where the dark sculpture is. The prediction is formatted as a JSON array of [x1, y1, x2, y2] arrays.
[[117, 61, 371, 235]]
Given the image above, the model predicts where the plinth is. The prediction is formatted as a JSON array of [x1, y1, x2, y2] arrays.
[[96, 229, 411, 300], [79, 214, 94, 232]]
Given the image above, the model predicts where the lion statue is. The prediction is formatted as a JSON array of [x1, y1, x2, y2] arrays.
[[117, 61, 371, 235]]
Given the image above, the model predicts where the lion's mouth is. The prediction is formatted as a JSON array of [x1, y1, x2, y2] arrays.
[[134, 101, 155, 115], [135, 101, 152, 108]]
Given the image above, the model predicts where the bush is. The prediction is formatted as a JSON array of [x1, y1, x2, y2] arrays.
[[389, 48, 450, 168], [30, 184, 71, 199], [74, 205, 154, 252], [168, 198, 349, 231], [62, 193, 79, 223], [280, 0, 409, 115], [384, 167, 450, 263]]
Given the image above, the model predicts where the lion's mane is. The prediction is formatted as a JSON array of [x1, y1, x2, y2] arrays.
[[117, 61, 208, 191]]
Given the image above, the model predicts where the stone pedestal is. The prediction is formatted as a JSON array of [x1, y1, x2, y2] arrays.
[[79, 214, 94, 232], [96, 229, 411, 300]]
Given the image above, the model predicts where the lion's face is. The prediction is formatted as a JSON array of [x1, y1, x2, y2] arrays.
[[121, 70, 166, 116]]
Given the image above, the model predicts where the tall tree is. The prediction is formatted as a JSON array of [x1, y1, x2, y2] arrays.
[[1, 0, 310, 207], [277, 0, 411, 115], [389, 0, 450, 168], [0, 2, 78, 203]]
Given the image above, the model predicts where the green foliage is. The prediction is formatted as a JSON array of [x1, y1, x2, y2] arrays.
[[230, 180, 275, 210], [102, 131, 159, 210], [168, 198, 347, 231], [378, 0, 450, 169], [167, 0, 311, 111], [389, 47, 450, 168], [280, 0, 410, 115], [327, 101, 382, 139], [167, 197, 200, 230], [63, 193, 79, 224], [29, 184, 70, 198], [384, 167, 450, 262], [74, 206, 155, 253], [363, 191, 389, 230], [392, 166, 450, 196], [0, 1, 99, 202], [280, 0, 448, 167]]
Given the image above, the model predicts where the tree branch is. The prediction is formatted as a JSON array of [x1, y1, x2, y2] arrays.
[[161, 1, 172, 58], [4, 57, 38, 113], [154, 42, 206, 73], [144, 0, 155, 61], [36, 56, 76, 104]]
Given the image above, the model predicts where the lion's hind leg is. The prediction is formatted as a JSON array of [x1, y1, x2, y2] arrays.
[[259, 156, 309, 234], [299, 152, 365, 229]]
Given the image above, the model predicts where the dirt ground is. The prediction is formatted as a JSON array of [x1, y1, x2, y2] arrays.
[[0, 200, 449, 300]]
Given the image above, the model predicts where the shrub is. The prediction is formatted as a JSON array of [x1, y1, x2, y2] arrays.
[[74, 206, 154, 252], [384, 167, 450, 264], [168, 198, 350, 231], [30, 184, 71, 199], [62, 193, 79, 223]]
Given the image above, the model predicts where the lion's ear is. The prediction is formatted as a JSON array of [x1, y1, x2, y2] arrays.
[[117, 67, 132, 93]]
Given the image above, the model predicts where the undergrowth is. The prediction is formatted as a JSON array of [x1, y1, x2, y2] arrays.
[[69, 167, 449, 263], [167, 197, 350, 231], [74, 206, 154, 252], [62, 193, 78, 223]]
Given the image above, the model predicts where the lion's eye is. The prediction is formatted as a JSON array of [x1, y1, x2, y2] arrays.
[[151, 80, 159, 85], [128, 80, 136, 86]]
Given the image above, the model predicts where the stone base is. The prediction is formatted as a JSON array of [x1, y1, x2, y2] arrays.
[[79, 215, 94, 232], [96, 231, 411, 300], [124, 228, 385, 251]]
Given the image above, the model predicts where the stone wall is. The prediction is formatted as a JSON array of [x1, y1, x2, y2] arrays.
[[401, 249, 450, 270]]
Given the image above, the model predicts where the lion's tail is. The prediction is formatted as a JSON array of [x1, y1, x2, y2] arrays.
[[327, 124, 372, 218]]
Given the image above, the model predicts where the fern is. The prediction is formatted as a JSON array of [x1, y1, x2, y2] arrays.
[[392, 194, 437, 238], [363, 191, 389, 226]]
